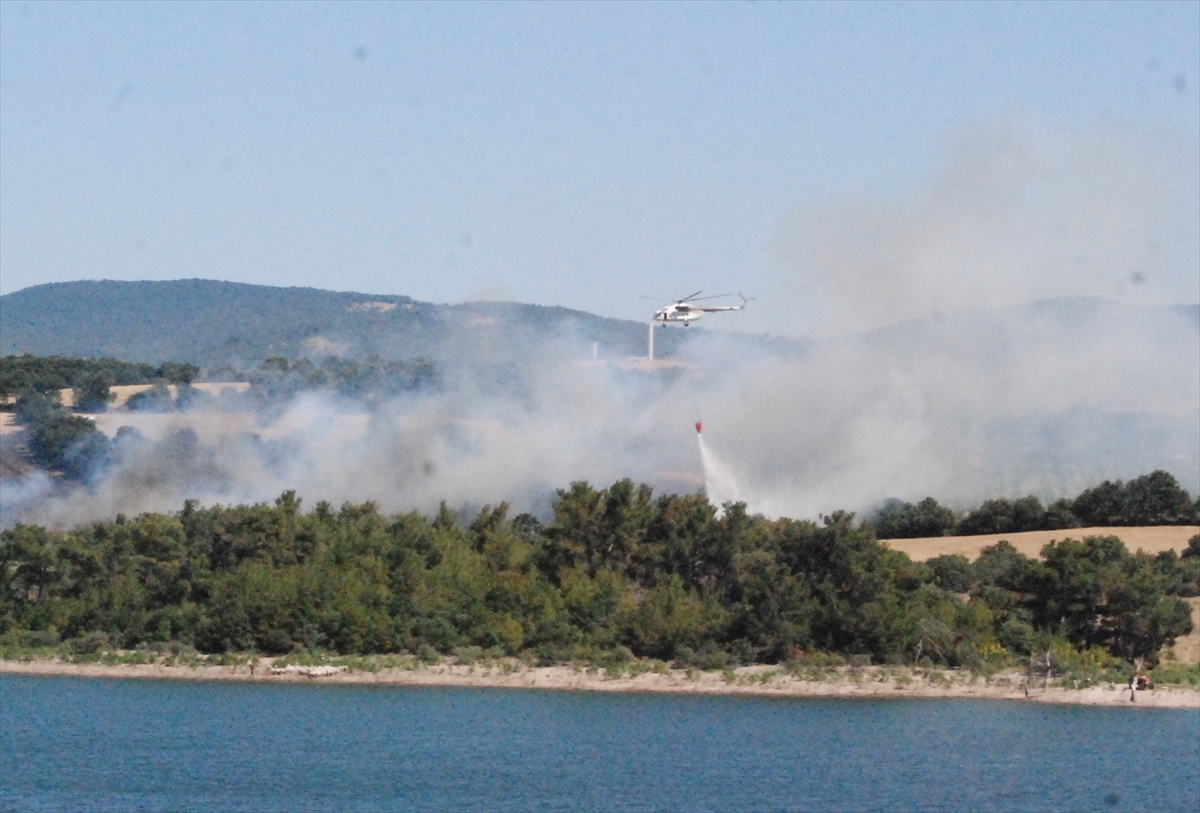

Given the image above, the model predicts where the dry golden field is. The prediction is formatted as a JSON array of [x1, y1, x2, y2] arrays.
[[884, 526, 1199, 562], [57, 382, 250, 409], [885, 528, 1200, 665]]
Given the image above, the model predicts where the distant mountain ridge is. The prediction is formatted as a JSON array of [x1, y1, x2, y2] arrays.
[[0, 279, 690, 369], [2, 280, 1195, 376]]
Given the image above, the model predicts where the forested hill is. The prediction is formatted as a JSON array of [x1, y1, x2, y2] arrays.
[[0, 279, 713, 369]]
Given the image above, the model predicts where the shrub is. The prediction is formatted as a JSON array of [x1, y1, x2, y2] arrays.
[[454, 646, 483, 666], [599, 645, 634, 667], [1151, 662, 1200, 686], [676, 642, 729, 670], [69, 631, 111, 655]]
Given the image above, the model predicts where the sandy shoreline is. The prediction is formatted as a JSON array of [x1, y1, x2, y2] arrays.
[[3, 658, 1196, 708]]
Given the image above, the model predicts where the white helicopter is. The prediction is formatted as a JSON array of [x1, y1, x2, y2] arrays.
[[650, 291, 748, 326]]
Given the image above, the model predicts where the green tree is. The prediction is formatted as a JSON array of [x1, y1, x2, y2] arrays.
[[957, 496, 1046, 535], [160, 362, 200, 385], [14, 391, 60, 425], [1042, 498, 1080, 530], [74, 373, 114, 413], [1068, 473, 1197, 527], [1031, 536, 1192, 661], [27, 413, 109, 479], [1169, 535, 1200, 597], [1120, 471, 1197, 525], [872, 497, 957, 538], [925, 554, 972, 593], [125, 383, 174, 412], [625, 574, 720, 660]]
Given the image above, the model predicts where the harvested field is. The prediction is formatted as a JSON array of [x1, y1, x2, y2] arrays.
[[58, 382, 250, 409], [885, 526, 1199, 562], [886, 528, 1200, 665]]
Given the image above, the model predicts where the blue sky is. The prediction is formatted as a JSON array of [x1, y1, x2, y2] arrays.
[[2, 1, 1196, 335]]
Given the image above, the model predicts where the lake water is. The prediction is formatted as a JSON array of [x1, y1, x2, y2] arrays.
[[2, 675, 1197, 812]]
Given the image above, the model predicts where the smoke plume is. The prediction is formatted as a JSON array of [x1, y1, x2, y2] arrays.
[[2, 119, 1197, 527], [772, 119, 1198, 336]]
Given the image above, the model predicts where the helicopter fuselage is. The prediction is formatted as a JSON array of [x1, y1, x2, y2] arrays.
[[653, 293, 747, 325], [654, 305, 705, 324]]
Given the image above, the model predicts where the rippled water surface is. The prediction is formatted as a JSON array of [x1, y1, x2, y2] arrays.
[[2, 675, 1197, 812]]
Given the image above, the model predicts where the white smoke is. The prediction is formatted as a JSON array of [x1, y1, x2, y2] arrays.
[[1, 346, 704, 528], [772, 119, 1199, 336]]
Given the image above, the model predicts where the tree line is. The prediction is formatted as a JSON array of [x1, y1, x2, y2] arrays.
[[1, 355, 200, 409], [10, 393, 114, 479], [2, 353, 441, 479], [870, 471, 1200, 537], [1, 354, 439, 416], [239, 355, 438, 403], [2, 481, 1196, 670]]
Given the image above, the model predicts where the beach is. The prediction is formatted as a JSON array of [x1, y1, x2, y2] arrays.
[[3, 658, 1196, 708]]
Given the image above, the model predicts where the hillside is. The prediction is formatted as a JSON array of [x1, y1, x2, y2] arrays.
[[0, 279, 723, 370], [4, 282, 1193, 382]]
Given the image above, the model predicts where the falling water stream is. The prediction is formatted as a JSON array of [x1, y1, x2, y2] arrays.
[[697, 433, 743, 512]]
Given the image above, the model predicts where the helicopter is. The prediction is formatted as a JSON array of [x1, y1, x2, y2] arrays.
[[650, 291, 749, 326]]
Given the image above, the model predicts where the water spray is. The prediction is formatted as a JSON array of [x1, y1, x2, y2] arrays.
[[696, 423, 744, 513]]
